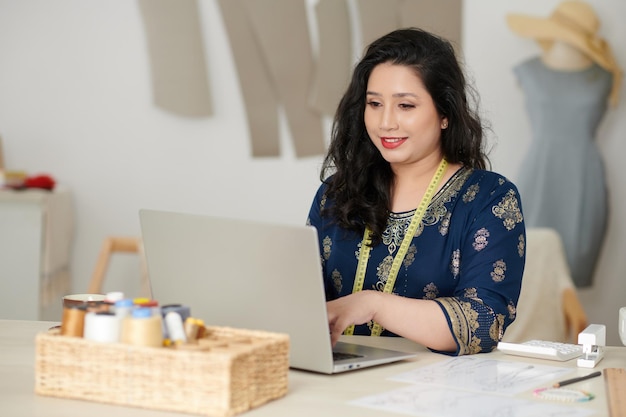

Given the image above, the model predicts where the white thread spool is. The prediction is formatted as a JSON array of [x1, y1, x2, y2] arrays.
[[105, 291, 124, 303], [83, 311, 121, 343], [165, 311, 187, 344], [161, 304, 191, 338]]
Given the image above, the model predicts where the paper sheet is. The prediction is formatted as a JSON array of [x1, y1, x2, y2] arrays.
[[350, 382, 594, 417], [390, 356, 572, 395], [351, 356, 594, 417]]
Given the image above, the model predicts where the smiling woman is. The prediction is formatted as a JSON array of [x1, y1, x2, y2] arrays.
[[306, 27, 526, 356]]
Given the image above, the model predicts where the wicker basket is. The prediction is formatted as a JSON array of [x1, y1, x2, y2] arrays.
[[35, 326, 290, 416]]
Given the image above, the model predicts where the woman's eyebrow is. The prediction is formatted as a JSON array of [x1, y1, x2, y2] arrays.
[[365, 91, 418, 98]]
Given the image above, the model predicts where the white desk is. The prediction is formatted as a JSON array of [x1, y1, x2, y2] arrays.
[[1, 320, 623, 417]]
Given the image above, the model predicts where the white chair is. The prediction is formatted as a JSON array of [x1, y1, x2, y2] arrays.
[[502, 228, 588, 344]]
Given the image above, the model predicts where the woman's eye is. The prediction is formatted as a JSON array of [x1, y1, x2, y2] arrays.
[[366, 100, 382, 107], [399, 103, 415, 109]]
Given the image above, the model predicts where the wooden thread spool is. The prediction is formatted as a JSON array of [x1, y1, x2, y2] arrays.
[[121, 307, 163, 347], [61, 305, 87, 337]]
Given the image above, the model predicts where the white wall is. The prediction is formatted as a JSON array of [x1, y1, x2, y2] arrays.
[[1, 0, 624, 344], [0, 0, 326, 297]]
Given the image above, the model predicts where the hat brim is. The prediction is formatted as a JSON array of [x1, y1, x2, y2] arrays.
[[507, 14, 581, 45], [506, 14, 610, 68]]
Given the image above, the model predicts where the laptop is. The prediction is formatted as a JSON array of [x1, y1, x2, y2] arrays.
[[139, 209, 417, 374]]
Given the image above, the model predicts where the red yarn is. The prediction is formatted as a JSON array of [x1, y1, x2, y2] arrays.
[[24, 174, 56, 190]]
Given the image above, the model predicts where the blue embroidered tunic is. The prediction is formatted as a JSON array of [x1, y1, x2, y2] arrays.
[[307, 167, 526, 355]]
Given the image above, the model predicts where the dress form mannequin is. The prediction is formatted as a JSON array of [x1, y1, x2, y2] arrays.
[[541, 40, 593, 71], [513, 41, 611, 288]]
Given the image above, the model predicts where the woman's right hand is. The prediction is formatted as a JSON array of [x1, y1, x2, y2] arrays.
[[326, 291, 378, 346]]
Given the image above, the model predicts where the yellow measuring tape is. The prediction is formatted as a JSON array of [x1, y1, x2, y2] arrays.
[[344, 158, 448, 336]]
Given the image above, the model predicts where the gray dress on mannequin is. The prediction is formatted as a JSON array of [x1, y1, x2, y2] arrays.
[[514, 57, 611, 287]]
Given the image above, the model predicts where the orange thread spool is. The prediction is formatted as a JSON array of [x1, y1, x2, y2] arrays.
[[61, 304, 87, 337]]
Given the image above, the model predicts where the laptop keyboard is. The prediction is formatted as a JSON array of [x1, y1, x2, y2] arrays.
[[333, 351, 364, 361]]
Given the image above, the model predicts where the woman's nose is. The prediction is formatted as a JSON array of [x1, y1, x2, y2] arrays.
[[380, 108, 398, 130]]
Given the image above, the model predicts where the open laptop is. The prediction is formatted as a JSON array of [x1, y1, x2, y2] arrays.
[[139, 209, 417, 374]]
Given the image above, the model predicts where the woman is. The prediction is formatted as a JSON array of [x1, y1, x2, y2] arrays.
[[307, 28, 525, 355]]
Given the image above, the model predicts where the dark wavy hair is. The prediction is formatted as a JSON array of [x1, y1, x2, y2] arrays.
[[320, 27, 489, 244]]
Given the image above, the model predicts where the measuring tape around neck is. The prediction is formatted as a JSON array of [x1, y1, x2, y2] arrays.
[[344, 158, 448, 336]]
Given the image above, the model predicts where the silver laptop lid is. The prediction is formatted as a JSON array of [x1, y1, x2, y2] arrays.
[[139, 209, 336, 373]]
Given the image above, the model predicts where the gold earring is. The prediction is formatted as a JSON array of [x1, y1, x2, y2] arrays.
[[442, 120, 448, 129]]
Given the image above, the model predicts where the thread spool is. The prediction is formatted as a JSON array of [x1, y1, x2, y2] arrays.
[[63, 293, 106, 309], [84, 311, 121, 343], [161, 304, 191, 338], [165, 311, 187, 344], [61, 304, 87, 337], [135, 298, 160, 317], [121, 307, 163, 347], [161, 304, 191, 322], [184, 317, 204, 342], [105, 291, 124, 303], [102, 291, 124, 311], [114, 298, 134, 318]]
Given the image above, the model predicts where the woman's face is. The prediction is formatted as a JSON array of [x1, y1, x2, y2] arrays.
[[364, 63, 447, 168]]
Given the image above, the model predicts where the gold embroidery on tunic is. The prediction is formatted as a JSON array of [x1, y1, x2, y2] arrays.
[[437, 297, 483, 355], [507, 300, 517, 320], [492, 189, 523, 231], [450, 249, 460, 277], [473, 228, 489, 251], [383, 212, 412, 254], [423, 168, 470, 228], [518, 234, 525, 258], [463, 287, 479, 300], [332, 269, 342, 293], [375, 255, 394, 290], [403, 244, 417, 268], [423, 282, 439, 299], [463, 302, 481, 354], [438, 212, 451, 235], [491, 259, 506, 282], [322, 235, 332, 261], [490, 313, 505, 343], [355, 240, 364, 261], [463, 183, 479, 203]]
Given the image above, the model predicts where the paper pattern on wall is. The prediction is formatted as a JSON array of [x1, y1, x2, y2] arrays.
[[309, 0, 352, 116], [400, 0, 463, 56], [241, 0, 326, 158], [140, 0, 465, 158], [217, 0, 281, 157], [357, 0, 463, 54], [357, 0, 402, 48], [138, 0, 212, 118]]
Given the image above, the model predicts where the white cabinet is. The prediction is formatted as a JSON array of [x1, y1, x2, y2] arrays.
[[0, 187, 73, 321]]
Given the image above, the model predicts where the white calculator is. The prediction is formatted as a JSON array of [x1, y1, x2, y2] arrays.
[[497, 340, 584, 361]]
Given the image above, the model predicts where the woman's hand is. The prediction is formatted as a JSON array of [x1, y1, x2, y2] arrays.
[[326, 291, 378, 346], [326, 291, 457, 352]]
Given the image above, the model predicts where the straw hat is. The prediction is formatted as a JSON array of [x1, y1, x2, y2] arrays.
[[507, 1, 622, 107]]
